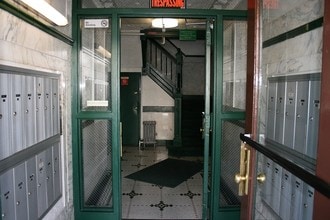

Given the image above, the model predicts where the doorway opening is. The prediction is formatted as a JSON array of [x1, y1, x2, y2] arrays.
[[120, 17, 209, 219]]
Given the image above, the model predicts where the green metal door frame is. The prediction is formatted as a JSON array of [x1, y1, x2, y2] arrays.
[[71, 3, 247, 219], [210, 15, 247, 220], [202, 19, 211, 220], [71, 11, 121, 220]]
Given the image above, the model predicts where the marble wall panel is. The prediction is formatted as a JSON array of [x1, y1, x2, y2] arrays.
[[0, 8, 73, 220], [261, 28, 322, 80], [222, 21, 247, 110], [259, 28, 322, 138], [4, 0, 72, 37], [256, 4, 324, 218], [263, 0, 324, 41]]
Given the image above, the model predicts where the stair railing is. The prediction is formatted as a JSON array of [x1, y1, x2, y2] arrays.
[[142, 38, 183, 96]]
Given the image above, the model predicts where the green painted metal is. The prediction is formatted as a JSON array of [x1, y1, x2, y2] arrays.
[[71, 1, 248, 219], [218, 208, 241, 219], [210, 14, 247, 220], [71, 1, 80, 218], [202, 19, 212, 220], [111, 13, 122, 220], [173, 94, 182, 148], [71, 10, 121, 219], [179, 29, 197, 41], [263, 17, 323, 48]]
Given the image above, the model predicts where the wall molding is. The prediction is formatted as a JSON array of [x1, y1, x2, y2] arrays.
[[263, 17, 323, 48], [143, 106, 174, 112]]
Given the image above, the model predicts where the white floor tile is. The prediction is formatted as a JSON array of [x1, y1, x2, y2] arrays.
[[121, 146, 203, 219]]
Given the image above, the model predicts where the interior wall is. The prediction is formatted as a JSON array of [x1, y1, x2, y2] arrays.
[[258, 0, 323, 136], [141, 76, 175, 140], [0, 8, 74, 220], [223, 21, 247, 110], [171, 39, 206, 95], [121, 34, 142, 72], [121, 34, 175, 141]]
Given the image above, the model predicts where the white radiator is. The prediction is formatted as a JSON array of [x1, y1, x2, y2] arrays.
[[141, 121, 157, 149]]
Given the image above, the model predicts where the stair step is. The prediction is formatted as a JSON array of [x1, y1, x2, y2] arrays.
[[181, 96, 204, 150]]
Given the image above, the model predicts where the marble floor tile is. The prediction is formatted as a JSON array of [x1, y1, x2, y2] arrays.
[[121, 146, 203, 219]]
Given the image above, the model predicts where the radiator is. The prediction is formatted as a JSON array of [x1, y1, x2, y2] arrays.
[[141, 121, 157, 149]]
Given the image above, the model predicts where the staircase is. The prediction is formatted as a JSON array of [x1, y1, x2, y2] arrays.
[[180, 96, 204, 155], [142, 37, 205, 156]]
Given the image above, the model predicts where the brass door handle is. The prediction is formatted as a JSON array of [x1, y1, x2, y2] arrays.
[[235, 174, 247, 184], [235, 142, 250, 196]]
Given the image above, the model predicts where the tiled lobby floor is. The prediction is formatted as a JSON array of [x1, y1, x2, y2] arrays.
[[121, 146, 204, 219]]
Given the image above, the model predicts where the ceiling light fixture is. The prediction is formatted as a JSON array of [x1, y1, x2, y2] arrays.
[[95, 44, 112, 59], [21, 0, 68, 26], [152, 18, 178, 28]]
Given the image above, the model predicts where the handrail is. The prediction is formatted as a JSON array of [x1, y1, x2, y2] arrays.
[[240, 133, 330, 198]]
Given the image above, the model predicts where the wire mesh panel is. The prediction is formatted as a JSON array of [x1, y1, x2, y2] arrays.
[[219, 120, 244, 207], [81, 120, 113, 208]]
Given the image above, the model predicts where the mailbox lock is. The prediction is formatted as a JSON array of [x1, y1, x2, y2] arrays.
[[2, 213, 5, 217], [13, 111, 17, 116], [257, 173, 266, 183], [28, 192, 31, 196], [38, 183, 41, 187], [0, 114, 2, 119], [16, 201, 20, 206], [26, 109, 29, 114]]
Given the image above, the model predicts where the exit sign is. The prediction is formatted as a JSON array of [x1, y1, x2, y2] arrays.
[[179, 30, 197, 41], [151, 0, 185, 8]]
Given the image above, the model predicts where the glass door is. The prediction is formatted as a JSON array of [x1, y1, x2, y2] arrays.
[[72, 16, 121, 220], [202, 19, 212, 220], [71, 10, 247, 220], [210, 18, 248, 219]]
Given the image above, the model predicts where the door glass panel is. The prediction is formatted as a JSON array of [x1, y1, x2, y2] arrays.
[[222, 20, 247, 112], [81, 120, 113, 208], [80, 18, 111, 111], [254, 1, 323, 218], [219, 120, 244, 207], [253, 152, 315, 220]]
